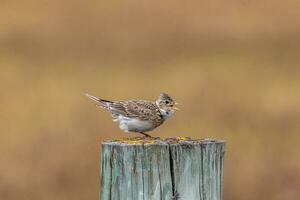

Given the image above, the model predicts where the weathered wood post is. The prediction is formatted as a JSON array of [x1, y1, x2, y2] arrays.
[[100, 137, 225, 200]]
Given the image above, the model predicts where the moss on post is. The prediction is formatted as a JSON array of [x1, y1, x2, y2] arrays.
[[100, 137, 225, 200]]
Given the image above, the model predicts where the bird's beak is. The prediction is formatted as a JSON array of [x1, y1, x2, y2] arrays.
[[172, 102, 180, 110], [173, 107, 180, 111]]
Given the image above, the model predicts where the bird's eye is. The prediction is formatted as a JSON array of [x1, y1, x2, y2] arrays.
[[165, 100, 169, 104]]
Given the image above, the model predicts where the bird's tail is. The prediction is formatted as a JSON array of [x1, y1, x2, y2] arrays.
[[85, 93, 113, 110]]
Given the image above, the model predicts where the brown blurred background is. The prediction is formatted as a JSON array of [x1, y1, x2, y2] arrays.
[[1, 1, 300, 200]]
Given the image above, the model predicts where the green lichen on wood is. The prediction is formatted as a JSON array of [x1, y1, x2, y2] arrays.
[[100, 138, 225, 200]]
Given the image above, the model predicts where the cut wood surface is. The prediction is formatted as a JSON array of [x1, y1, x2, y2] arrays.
[[100, 137, 225, 200]]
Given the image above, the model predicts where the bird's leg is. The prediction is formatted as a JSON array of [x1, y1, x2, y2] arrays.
[[139, 132, 152, 138]]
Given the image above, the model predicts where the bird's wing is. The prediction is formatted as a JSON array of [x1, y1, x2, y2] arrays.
[[109, 100, 161, 121]]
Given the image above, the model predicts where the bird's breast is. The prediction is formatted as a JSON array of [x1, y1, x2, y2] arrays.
[[118, 117, 155, 132]]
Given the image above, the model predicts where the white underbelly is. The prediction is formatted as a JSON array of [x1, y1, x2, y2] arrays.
[[116, 116, 154, 132]]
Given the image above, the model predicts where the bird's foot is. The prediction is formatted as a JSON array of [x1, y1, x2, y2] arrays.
[[139, 132, 152, 137]]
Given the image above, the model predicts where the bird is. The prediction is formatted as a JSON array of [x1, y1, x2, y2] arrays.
[[85, 93, 179, 137]]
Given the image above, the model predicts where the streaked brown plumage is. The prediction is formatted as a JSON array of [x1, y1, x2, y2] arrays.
[[85, 93, 178, 137]]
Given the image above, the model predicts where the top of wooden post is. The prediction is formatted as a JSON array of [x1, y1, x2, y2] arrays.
[[102, 136, 225, 146]]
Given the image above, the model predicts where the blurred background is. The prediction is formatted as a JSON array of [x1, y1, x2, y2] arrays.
[[1, 0, 300, 200]]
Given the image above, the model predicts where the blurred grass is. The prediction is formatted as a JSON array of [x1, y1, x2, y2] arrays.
[[1, 1, 300, 200]]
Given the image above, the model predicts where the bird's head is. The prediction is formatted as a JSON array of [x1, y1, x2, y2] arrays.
[[156, 93, 179, 118]]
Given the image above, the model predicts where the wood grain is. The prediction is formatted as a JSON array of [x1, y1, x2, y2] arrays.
[[100, 138, 225, 200]]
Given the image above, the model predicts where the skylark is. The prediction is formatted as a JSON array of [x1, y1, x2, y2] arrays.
[[85, 93, 178, 137]]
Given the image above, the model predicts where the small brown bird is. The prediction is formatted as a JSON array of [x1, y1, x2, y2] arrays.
[[85, 93, 178, 137]]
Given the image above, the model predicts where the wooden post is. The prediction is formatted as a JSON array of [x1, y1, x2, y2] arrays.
[[100, 138, 225, 200]]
